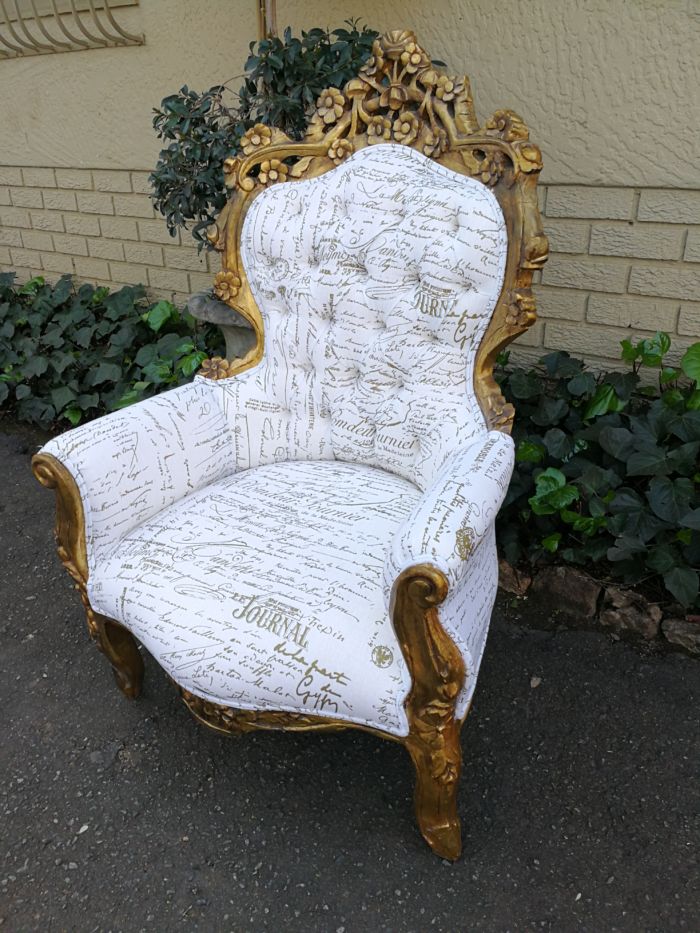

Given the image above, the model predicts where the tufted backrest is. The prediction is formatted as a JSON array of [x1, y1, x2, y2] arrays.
[[226, 143, 507, 491]]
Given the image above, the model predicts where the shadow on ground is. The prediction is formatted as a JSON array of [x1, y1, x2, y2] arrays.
[[1, 426, 698, 932]]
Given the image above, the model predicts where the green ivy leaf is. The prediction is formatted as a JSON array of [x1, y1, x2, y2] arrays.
[[583, 384, 624, 420], [113, 381, 152, 410], [50, 386, 77, 411], [144, 300, 176, 332], [637, 332, 671, 368], [508, 370, 541, 399], [680, 508, 700, 531], [91, 362, 123, 385], [178, 350, 207, 377], [620, 338, 639, 362], [681, 343, 700, 385], [20, 355, 49, 378], [63, 406, 82, 426], [543, 427, 572, 460], [626, 446, 671, 476], [566, 371, 596, 397], [663, 566, 699, 607], [541, 533, 561, 553], [647, 476, 694, 523], [646, 544, 677, 574], [597, 426, 635, 461], [531, 396, 568, 427], [515, 439, 545, 463]]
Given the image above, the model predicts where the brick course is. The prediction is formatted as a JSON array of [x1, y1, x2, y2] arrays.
[[0, 165, 698, 367]]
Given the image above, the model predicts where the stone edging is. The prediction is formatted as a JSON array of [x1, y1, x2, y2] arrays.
[[499, 562, 700, 657]]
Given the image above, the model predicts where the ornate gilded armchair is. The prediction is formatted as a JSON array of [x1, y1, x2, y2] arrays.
[[33, 30, 547, 859]]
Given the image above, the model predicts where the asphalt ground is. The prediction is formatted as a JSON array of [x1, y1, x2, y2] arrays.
[[1, 424, 698, 933]]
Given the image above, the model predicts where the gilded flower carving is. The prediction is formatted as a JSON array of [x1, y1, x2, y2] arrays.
[[345, 75, 369, 99], [400, 41, 427, 74], [367, 115, 392, 144], [382, 29, 417, 60], [422, 127, 447, 157], [505, 291, 537, 328], [327, 138, 354, 165], [379, 82, 408, 111], [484, 109, 529, 142], [258, 159, 288, 185], [199, 356, 232, 380], [393, 111, 420, 145], [222, 157, 240, 189], [478, 150, 507, 186], [316, 88, 345, 125], [435, 75, 465, 103], [213, 270, 241, 302], [241, 124, 272, 155], [360, 47, 384, 77]]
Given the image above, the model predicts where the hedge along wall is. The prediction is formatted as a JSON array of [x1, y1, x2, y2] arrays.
[[0, 0, 699, 369]]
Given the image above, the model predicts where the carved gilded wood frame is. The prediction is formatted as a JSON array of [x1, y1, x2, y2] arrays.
[[33, 30, 547, 861]]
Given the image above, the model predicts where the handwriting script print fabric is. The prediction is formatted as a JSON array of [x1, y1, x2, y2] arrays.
[[39, 143, 513, 736], [222, 143, 507, 491]]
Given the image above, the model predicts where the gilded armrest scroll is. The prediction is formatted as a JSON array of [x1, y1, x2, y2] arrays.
[[32, 453, 89, 598], [32, 452, 144, 698], [391, 564, 465, 860]]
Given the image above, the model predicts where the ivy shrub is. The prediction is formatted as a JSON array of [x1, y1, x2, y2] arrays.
[[497, 333, 700, 610], [150, 22, 378, 248], [0, 272, 222, 429]]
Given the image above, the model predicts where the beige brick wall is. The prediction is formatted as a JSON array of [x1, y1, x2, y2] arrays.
[[1, 164, 699, 370], [525, 184, 700, 369], [0, 165, 213, 306]]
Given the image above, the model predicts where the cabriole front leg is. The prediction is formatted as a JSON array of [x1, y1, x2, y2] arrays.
[[391, 564, 466, 861], [32, 452, 143, 700], [93, 613, 144, 699]]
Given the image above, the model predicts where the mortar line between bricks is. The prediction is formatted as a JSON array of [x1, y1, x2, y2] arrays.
[[632, 189, 641, 221]]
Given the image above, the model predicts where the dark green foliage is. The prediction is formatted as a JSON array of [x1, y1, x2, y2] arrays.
[[0, 272, 223, 429], [150, 22, 378, 248], [497, 333, 700, 609]]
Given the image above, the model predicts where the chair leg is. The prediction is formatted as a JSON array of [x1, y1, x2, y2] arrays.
[[390, 564, 466, 860], [405, 718, 463, 860], [93, 613, 144, 699]]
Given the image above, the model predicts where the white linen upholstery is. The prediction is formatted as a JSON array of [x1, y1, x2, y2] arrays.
[[42, 381, 234, 571], [385, 430, 514, 719], [216, 143, 507, 490], [38, 143, 514, 735], [88, 460, 420, 734]]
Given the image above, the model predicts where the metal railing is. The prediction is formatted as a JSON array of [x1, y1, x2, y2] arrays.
[[0, 0, 143, 57]]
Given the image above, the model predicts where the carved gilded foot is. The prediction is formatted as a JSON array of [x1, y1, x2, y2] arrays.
[[406, 719, 463, 860], [94, 613, 144, 699]]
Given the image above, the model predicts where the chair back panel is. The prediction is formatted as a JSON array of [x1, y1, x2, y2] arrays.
[[204, 29, 548, 438], [240, 144, 506, 489]]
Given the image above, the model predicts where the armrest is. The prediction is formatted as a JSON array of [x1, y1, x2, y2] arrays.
[[38, 380, 235, 571], [384, 431, 514, 591]]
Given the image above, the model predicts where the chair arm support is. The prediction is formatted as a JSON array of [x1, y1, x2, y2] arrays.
[[384, 431, 514, 592], [34, 380, 235, 571]]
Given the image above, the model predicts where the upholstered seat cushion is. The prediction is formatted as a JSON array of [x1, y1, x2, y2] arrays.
[[87, 459, 423, 736]]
